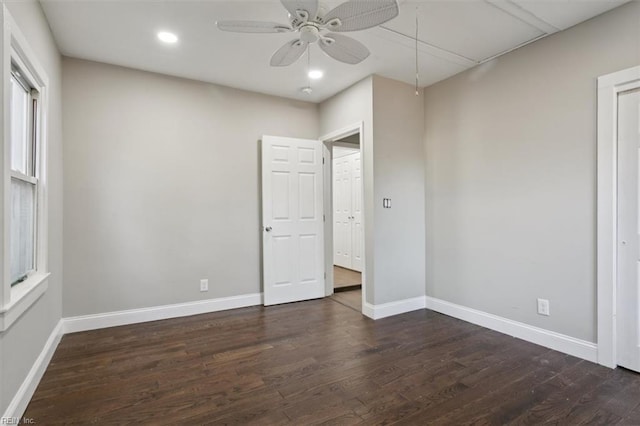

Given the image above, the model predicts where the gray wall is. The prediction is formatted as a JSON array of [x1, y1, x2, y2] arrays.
[[372, 76, 425, 304], [319, 77, 375, 304], [320, 76, 426, 306], [423, 1, 640, 342], [0, 0, 63, 414], [62, 58, 319, 317]]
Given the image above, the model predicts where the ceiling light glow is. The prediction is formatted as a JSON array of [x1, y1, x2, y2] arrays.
[[157, 31, 178, 44], [308, 70, 324, 80]]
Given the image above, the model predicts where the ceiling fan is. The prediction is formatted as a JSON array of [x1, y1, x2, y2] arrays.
[[216, 0, 400, 66]]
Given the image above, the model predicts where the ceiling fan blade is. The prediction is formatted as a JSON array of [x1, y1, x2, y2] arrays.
[[319, 33, 370, 65], [270, 39, 309, 66], [322, 0, 399, 32], [216, 21, 292, 33], [280, 0, 319, 21]]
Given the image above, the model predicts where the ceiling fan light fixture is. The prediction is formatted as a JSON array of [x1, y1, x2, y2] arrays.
[[299, 25, 319, 43], [157, 31, 178, 44], [308, 69, 323, 80], [301, 86, 313, 94]]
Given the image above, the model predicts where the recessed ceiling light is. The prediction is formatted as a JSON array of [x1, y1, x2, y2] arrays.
[[157, 31, 178, 44], [308, 70, 324, 80]]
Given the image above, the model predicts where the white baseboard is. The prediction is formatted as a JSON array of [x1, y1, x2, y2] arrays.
[[425, 296, 598, 363], [63, 293, 263, 334], [3, 319, 64, 421], [363, 295, 427, 320]]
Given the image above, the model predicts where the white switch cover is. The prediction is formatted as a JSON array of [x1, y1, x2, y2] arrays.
[[200, 279, 208, 292], [537, 298, 550, 316]]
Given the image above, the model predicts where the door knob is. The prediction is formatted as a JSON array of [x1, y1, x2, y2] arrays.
[[265, 226, 272, 232]]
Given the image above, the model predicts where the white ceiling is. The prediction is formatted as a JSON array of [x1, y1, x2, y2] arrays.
[[40, 0, 629, 103]]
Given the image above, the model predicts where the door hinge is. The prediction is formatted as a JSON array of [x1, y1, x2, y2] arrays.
[[323, 214, 325, 222], [324, 272, 326, 279], [323, 157, 325, 164]]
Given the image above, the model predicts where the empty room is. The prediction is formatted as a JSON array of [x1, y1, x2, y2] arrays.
[[1, 0, 640, 424]]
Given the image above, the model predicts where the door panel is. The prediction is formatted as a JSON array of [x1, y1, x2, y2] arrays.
[[299, 173, 317, 219], [333, 156, 352, 268], [272, 172, 291, 220], [273, 235, 293, 286], [299, 234, 318, 282], [262, 135, 324, 306], [617, 88, 640, 372]]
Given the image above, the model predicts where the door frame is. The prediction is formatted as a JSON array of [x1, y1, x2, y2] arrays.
[[320, 122, 366, 311], [597, 65, 640, 368]]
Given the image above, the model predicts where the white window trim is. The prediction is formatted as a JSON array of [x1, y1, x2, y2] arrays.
[[0, 6, 50, 332]]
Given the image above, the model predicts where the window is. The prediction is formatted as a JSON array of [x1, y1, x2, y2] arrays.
[[0, 10, 50, 332], [9, 65, 39, 286]]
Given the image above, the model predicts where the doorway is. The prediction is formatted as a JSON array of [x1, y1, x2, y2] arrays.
[[330, 133, 362, 312], [321, 122, 366, 314]]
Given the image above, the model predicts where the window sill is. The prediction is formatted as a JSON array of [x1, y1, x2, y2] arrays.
[[0, 272, 49, 332]]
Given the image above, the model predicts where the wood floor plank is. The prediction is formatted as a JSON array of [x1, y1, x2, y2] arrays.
[[559, 367, 639, 424], [504, 365, 605, 425], [623, 404, 640, 425], [23, 297, 640, 425]]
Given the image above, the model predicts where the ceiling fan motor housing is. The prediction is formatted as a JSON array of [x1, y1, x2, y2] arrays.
[[300, 25, 320, 43]]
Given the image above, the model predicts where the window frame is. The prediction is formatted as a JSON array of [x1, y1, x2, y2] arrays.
[[0, 6, 50, 332]]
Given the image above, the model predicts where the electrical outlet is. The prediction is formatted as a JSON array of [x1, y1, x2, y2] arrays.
[[200, 279, 208, 292], [537, 298, 550, 316]]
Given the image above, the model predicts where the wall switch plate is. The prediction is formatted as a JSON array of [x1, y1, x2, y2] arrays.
[[383, 198, 392, 208], [200, 279, 208, 292], [537, 298, 550, 316]]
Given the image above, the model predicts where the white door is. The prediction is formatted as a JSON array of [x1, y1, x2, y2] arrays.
[[333, 156, 352, 268], [332, 152, 363, 272], [262, 135, 325, 306], [617, 88, 640, 372], [350, 153, 363, 271]]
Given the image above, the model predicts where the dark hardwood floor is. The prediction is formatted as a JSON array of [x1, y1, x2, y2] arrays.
[[25, 298, 640, 425]]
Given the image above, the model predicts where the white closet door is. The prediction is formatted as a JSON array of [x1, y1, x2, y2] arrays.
[[333, 156, 352, 268], [332, 151, 362, 272], [350, 153, 363, 272], [617, 88, 640, 372]]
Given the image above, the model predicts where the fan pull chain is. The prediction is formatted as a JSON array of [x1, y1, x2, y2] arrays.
[[307, 48, 311, 89], [415, 7, 419, 96]]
